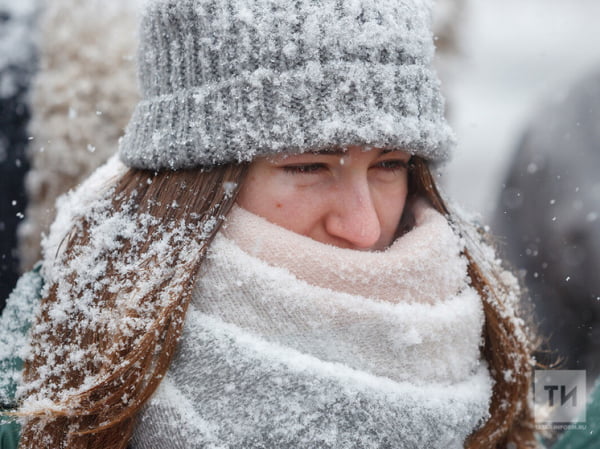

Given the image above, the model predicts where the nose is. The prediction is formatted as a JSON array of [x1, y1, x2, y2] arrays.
[[324, 177, 382, 250]]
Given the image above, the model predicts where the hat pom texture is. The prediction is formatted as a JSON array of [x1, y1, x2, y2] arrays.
[[119, 0, 455, 170]]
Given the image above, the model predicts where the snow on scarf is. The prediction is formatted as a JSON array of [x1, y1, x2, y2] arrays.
[[131, 201, 493, 449]]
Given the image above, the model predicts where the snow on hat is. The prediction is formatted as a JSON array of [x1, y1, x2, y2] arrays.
[[119, 0, 455, 170]]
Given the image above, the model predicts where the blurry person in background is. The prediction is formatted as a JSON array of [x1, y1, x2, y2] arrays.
[[494, 68, 600, 388], [16, 0, 139, 274], [0, 0, 38, 311]]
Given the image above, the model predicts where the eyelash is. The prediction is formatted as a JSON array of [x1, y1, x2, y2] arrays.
[[375, 160, 408, 171], [282, 160, 408, 175], [282, 164, 326, 174]]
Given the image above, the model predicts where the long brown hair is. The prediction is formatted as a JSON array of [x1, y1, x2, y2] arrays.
[[17, 157, 536, 448], [407, 158, 536, 448]]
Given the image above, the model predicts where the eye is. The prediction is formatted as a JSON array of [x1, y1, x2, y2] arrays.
[[282, 163, 327, 174], [374, 159, 408, 171]]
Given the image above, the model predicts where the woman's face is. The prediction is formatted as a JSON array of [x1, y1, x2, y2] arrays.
[[237, 146, 411, 251]]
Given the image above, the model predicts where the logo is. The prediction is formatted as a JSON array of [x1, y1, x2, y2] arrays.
[[534, 370, 586, 429]]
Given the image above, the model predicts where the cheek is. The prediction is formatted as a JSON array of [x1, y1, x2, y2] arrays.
[[238, 176, 322, 233], [377, 182, 409, 234], [238, 178, 282, 217], [265, 189, 326, 234]]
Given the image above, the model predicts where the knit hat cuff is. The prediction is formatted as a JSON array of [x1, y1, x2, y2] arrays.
[[119, 61, 455, 170]]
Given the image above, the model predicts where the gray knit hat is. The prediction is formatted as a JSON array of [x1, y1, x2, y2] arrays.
[[119, 0, 455, 170]]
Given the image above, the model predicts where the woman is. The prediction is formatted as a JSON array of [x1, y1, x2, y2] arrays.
[[1, 0, 537, 447]]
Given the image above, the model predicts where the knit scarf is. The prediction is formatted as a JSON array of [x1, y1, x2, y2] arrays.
[[131, 201, 493, 449]]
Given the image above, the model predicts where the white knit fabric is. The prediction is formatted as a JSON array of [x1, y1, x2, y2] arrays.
[[131, 201, 493, 449]]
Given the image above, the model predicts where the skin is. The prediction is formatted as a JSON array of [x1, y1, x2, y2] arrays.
[[237, 145, 411, 251]]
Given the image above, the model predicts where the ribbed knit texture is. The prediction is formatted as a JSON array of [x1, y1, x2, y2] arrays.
[[119, 0, 455, 169]]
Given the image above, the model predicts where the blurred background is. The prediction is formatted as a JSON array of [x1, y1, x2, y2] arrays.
[[0, 0, 599, 390], [439, 0, 600, 219], [436, 0, 600, 391]]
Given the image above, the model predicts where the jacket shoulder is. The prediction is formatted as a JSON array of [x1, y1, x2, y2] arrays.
[[0, 264, 44, 407], [552, 380, 600, 449]]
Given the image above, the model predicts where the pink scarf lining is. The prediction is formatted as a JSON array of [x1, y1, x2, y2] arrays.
[[221, 199, 469, 304]]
